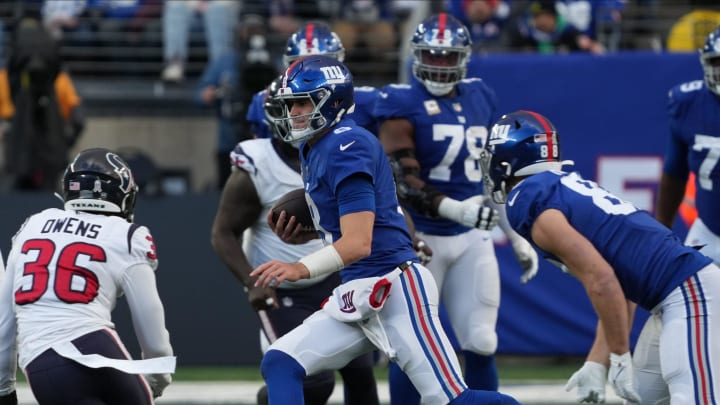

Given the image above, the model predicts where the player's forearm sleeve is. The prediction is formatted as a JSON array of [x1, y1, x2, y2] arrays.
[[122, 264, 174, 359]]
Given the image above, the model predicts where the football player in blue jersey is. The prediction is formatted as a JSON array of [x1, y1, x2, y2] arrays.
[[481, 110, 720, 404], [656, 26, 720, 267], [249, 55, 519, 405], [374, 13, 538, 402], [211, 77, 379, 405], [246, 21, 380, 139]]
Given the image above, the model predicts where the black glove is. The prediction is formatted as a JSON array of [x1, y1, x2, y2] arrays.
[[390, 159, 441, 217], [0, 391, 17, 405]]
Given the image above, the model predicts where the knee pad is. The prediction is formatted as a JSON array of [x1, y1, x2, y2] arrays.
[[260, 349, 305, 381], [458, 324, 497, 355]]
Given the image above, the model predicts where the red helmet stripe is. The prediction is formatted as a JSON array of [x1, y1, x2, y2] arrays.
[[523, 110, 555, 162], [305, 23, 315, 54], [438, 13, 446, 43], [284, 59, 304, 87]]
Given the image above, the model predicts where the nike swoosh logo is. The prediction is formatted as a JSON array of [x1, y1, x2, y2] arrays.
[[339, 141, 356, 151], [508, 191, 519, 206]]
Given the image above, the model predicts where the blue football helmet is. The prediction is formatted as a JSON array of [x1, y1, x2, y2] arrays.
[[63, 148, 139, 221], [274, 55, 355, 146], [411, 13, 472, 96], [283, 22, 346, 67], [480, 110, 570, 203], [701, 26, 720, 96]]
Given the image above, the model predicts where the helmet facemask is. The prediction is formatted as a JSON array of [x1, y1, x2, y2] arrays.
[[702, 53, 720, 96], [274, 88, 333, 146], [412, 46, 469, 96], [480, 148, 512, 204]]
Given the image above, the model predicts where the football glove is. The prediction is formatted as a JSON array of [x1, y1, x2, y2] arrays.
[[437, 195, 499, 230], [0, 391, 17, 405], [609, 352, 641, 403], [389, 158, 441, 217], [413, 238, 432, 265], [564, 361, 607, 403], [510, 236, 539, 283], [144, 373, 172, 398]]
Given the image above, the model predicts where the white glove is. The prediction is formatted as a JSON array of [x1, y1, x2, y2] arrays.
[[564, 361, 607, 403], [437, 196, 499, 230], [510, 236, 539, 283], [144, 373, 172, 398], [609, 352, 641, 403]]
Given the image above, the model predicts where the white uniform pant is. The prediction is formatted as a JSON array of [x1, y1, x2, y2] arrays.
[[268, 263, 467, 405], [418, 229, 500, 355], [630, 264, 720, 405]]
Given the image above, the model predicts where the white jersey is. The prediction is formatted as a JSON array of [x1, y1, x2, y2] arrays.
[[1, 208, 161, 368], [231, 138, 327, 289]]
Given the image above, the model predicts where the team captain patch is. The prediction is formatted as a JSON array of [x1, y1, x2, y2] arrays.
[[423, 100, 441, 115]]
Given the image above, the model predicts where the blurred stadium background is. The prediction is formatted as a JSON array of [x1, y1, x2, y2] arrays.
[[0, 0, 717, 403]]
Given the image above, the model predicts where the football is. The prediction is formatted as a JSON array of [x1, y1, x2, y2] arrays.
[[270, 188, 315, 232]]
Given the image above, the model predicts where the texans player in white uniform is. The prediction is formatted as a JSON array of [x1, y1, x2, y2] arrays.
[[374, 13, 538, 402], [657, 26, 720, 266], [249, 55, 519, 405], [0, 148, 175, 405], [480, 110, 720, 405], [246, 21, 381, 140], [211, 77, 379, 405]]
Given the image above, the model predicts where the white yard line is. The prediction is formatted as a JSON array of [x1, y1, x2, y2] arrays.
[[13, 381, 623, 404]]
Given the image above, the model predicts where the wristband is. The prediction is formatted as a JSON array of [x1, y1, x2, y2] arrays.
[[437, 197, 462, 223], [298, 245, 344, 279]]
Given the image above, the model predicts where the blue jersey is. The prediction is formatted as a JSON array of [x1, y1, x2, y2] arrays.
[[374, 78, 498, 235], [506, 170, 712, 310], [247, 89, 273, 139], [300, 118, 417, 282], [247, 86, 380, 139], [666, 80, 720, 235]]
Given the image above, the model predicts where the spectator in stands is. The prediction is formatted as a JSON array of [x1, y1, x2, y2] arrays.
[[40, 0, 88, 40], [506, 0, 604, 54], [327, 0, 398, 76], [555, 0, 625, 52], [0, 17, 85, 191], [446, 0, 512, 53], [195, 16, 278, 189], [82, 0, 162, 44], [161, 0, 240, 82]]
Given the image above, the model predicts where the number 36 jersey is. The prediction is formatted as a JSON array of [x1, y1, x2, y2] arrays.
[[2, 208, 159, 368], [507, 170, 712, 310]]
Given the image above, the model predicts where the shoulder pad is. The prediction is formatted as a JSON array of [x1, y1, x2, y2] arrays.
[[127, 224, 158, 271]]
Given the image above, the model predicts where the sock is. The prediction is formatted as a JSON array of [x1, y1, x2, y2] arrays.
[[260, 350, 306, 404], [388, 361, 420, 405], [450, 389, 521, 404], [463, 351, 498, 391]]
